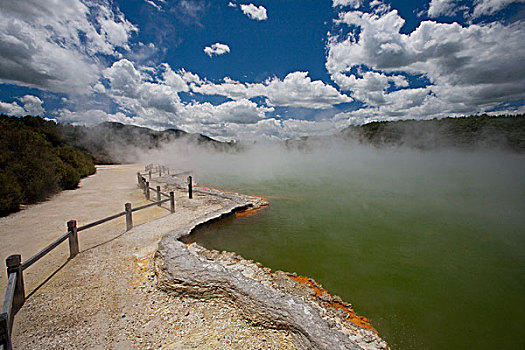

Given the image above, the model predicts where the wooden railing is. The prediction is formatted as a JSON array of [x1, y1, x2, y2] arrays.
[[1, 165, 185, 350]]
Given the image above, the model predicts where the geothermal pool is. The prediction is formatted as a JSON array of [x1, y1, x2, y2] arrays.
[[179, 146, 525, 349]]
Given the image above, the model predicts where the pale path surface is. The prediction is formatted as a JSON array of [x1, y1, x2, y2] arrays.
[[1, 165, 296, 349], [0, 165, 160, 294]]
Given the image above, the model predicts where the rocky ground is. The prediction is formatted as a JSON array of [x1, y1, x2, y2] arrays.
[[1, 165, 388, 349]]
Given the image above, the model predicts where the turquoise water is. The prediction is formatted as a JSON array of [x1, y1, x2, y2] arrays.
[[179, 146, 525, 349]]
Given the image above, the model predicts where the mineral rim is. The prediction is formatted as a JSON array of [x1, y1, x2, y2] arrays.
[[155, 173, 389, 350]]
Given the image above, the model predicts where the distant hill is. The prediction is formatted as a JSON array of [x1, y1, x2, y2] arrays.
[[339, 114, 525, 152], [285, 114, 525, 153], [0, 115, 96, 216], [60, 121, 239, 164]]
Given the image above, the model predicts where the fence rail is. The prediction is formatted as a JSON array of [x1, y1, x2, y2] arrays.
[[1, 165, 183, 350]]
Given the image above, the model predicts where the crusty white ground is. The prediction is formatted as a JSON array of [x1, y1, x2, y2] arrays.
[[2, 165, 296, 349]]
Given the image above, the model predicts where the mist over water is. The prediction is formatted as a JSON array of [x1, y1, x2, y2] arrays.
[[147, 141, 525, 349]]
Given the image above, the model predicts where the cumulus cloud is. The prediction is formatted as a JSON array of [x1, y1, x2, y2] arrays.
[[428, 0, 458, 17], [0, 101, 27, 116], [332, 0, 362, 8], [201, 117, 348, 141], [240, 4, 268, 21], [326, 8, 525, 120], [0, 0, 136, 94], [103, 59, 186, 115], [95, 59, 277, 136], [85, 58, 352, 140], [18, 95, 45, 115], [193, 71, 352, 109], [428, 0, 525, 18], [56, 108, 132, 126], [228, 2, 237, 8], [203, 43, 231, 57], [472, 0, 525, 17], [0, 95, 45, 116], [180, 99, 273, 126]]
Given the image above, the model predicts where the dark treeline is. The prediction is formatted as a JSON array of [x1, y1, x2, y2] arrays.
[[0, 115, 96, 216], [340, 114, 525, 152]]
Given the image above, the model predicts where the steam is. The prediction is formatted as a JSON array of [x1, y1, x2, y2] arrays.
[[140, 137, 525, 209]]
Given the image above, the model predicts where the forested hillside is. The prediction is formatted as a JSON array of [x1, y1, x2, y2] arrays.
[[61, 121, 238, 164], [340, 114, 525, 152], [0, 115, 96, 216]]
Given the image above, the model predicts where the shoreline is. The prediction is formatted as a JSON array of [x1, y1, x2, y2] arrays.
[[5, 165, 388, 349], [153, 172, 388, 349]]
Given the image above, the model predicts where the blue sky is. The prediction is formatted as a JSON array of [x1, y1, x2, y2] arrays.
[[0, 0, 524, 140]]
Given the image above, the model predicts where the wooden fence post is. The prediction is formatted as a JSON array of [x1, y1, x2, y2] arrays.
[[159, 167, 162, 177], [137, 172, 141, 186], [67, 220, 79, 259], [188, 176, 193, 199], [125, 203, 133, 231], [170, 192, 175, 213], [146, 182, 150, 200], [148, 170, 152, 180], [156, 186, 161, 205], [0, 312, 12, 350], [167, 168, 170, 175], [6, 255, 24, 314]]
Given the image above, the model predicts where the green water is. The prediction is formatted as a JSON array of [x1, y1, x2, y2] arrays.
[[183, 148, 525, 349]]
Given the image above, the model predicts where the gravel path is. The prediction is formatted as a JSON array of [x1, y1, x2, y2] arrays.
[[1, 165, 295, 349]]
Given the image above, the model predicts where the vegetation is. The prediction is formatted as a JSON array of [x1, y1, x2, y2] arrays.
[[0, 115, 96, 216], [340, 114, 525, 152]]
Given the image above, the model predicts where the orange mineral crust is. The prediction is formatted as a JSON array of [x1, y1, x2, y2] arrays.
[[288, 274, 376, 332], [235, 204, 269, 217]]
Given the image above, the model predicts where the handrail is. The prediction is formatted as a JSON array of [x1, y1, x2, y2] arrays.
[[21, 232, 70, 271], [1, 165, 177, 348], [77, 211, 126, 232], [132, 198, 170, 212]]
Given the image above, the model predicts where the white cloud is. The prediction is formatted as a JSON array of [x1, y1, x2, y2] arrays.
[[98, 59, 278, 136], [428, 0, 458, 17], [92, 58, 350, 140], [326, 8, 525, 119], [0, 101, 26, 116], [428, 0, 524, 18], [332, 0, 362, 8], [181, 99, 273, 125], [472, 0, 525, 17], [262, 72, 352, 108], [204, 117, 347, 141], [18, 95, 45, 115], [145, 0, 162, 11], [0, 95, 45, 116], [203, 43, 231, 57], [331, 69, 408, 106], [56, 108, 132, 126], [228, 2, 237, 8], [103, 59, 184, 116], [193, 71, 352, 109], [240, 4, 268, 21], [0, 0, 136, 94], [161, 65, 191, 92]]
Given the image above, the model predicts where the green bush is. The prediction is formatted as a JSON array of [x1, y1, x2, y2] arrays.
[[0, 115, 97, 216], [0, 171, 22, 216]]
